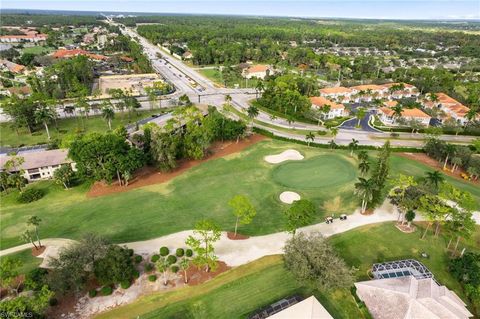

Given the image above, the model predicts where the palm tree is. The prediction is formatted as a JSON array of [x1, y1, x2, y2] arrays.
[[424, 171, 444, 189], [451, 157, 462, 173], [247, 106, 259, 126], [358, 160, 370, 176], [357, 150, 369, 162], [328, 140, 337, 149], [355, 108, 366, 127], [348, 138, 359, 156], [156, 257, 170, 286], [224, 94, 232, 106], [305, 132, 315, 146], [102, 106, 115, 130], [443, 144, 456, 170], [392, 105, 403, 122], [34, 104, 56, 140], [354, 177, 375, 214], [465, 108, 478, 124], [255, 81, 264, 99], [321, 105, 331, 121], [329, 127, 339, 142]]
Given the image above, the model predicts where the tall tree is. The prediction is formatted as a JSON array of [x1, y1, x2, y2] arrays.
[[284, 199, 316, 236], [348, 138, 359, 156], [34, 103, 56, 140], [27, 216, 42, 248], [354, 177, 375, 214]]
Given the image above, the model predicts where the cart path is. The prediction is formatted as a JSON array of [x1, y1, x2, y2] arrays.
[[2, 203, 479, 268]]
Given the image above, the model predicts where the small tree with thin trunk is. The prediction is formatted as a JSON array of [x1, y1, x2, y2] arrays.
[[27, 215, 42, 248], [156, 257, 170, 286], [53, 164, 74, 190], [228, 195, 256, 237], [180, 257, 190, 284], [186, 219, 221, 272], [284, 199, 316, 236], [22, 229, 38, 250], [405, 210, 416, 229]]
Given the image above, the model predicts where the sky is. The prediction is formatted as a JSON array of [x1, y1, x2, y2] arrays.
[[2, 0, 480, 20]]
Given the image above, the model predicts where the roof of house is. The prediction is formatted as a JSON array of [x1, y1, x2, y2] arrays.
[[245, 64, 269, 74], [268, 296, 334, 319], [320, 86, 354, 95], [7, 86, 32, 96], [120, 56, 134, 62], [310, 96, 345, 110], [383, 100, 398, 108], [436, 93, 460, 105], [351, 84, 385, 92], [0, 149, 72, 172], [355, 276, 473, 319], [379, 107, 430, 119], [0, 59, 25, 73], [435, 93, 471, 118], [52, 49, 108, 61]]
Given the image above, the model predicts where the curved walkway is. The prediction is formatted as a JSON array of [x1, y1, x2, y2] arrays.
[[2, 204, 479, 268]]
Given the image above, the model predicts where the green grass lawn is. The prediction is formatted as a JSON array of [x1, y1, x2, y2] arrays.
[[4, 249, 43, 275], [20, 46, 55, 55], [95, 255, 363, 319], [97, 223, 480, 319], [1, 140, 479, 250], [198, 68, 259, 89], [0, 110, 163, 147]]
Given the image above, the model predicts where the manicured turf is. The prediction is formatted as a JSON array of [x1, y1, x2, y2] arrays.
[[98, 223, 480, 319], [96, 255, 362, 319], [1, 140, 479, 250], [20, 46, 55, 55], [272, 154, 357, 189], [0, 110, 163, 147], [198, 68, 259, 88], [4, 249, 43, 275]]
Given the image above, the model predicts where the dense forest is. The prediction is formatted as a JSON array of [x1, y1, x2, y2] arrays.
[[0, 13, 103, 27]]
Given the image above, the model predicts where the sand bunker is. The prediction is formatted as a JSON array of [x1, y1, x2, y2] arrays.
[[279, 191, 301, 204], [264, 149, 304, 164]]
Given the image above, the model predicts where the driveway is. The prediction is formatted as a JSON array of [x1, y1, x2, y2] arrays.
[[340, 110, 381, 133]]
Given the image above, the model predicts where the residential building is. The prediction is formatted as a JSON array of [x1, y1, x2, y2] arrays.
[[435, 93, 473, 125], [242, 65, 272, 79], [182, 51, 193, 60], [0, 34, 48, 43], [355, 276, 473, 319], [378, 107, 431, 126], [0, 149, 75, 182], [268, 296, 333, 319], [350, 84, 388, 101], [310, 96, 347, 119], [7, 86, 32, 97], [380, 82, 420, 99], [0, 59, 26, 74], [319, 86, 357, 103]]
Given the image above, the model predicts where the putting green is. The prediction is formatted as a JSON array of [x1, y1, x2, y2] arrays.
[[272, 154, 357, 190]]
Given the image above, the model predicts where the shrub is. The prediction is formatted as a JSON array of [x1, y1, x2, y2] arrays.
[[171, 265, 179, 273], [120, 280, 131, 289], [24, 268, 48, 291], [89, 289, 97, 298], [134, 255, 143, 264], [167, 255, 177, 265], [17, 188, 44, 203], [100, 286, 113, 296], [159, 246, 169, 256], [175, 248, 184, 257], [151, 254, 160, 262], [127, 249, 134, 256], [133, 270, 140, 279], [148, 275, 157, 282], [144, 263, 154, 272], [49, 298, 58, 306], [185, 249, 193, 257]]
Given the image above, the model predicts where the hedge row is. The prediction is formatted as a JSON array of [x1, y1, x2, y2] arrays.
[[253, 127, 424, 153]]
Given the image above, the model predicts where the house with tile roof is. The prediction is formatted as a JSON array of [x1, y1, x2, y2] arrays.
[[355, 276, 473, 319], [242, 64, 272, 79], [310, 96, 347, 119], [0, 59, 26, 74], [435, 93, 473, 125], [52, 49, 108, 61], [319, 86, 358, 103], [378, 107, 431, 126], [0, 34, 48, 43]]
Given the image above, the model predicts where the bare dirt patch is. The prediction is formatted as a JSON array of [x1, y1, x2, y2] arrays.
[[397, 152, 479, 185], [395, 223, 417, 233], [32, 246, 46, 257], [181, 261, 230, 286], [87, 135, 266, 198], [226, 232, 250, 240]]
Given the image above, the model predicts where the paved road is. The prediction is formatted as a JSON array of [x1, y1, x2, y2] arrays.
[[340, 111, 382, 133]]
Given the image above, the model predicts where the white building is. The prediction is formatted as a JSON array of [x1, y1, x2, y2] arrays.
[[268, 296, 333, 319], [378, 107, 431, 126], [435, 93, 475, 125], [0, 34, 48, 43], [355, 276, 473, 319], [0, 149, 75, 182], [319, 86, 358, 103], [350, 84, 388, 101], [310, 96, 347, 119], [242, 65, 272, 79]]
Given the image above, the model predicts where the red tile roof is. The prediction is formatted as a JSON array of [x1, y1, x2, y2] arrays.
[[310, 96, 345, 110], [52, 49, 108, 61]]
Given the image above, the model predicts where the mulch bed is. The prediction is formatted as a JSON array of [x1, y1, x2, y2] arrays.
[[397, 152, 479, 185], [32, 246, 46, 257], [361, 209, 374, 215], [180, 261, 230, 286], [87, 134, 266, 198], [226, 232, 250, 240]]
